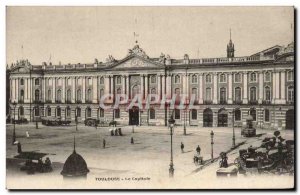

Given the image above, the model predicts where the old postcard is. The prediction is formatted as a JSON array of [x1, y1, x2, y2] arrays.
[[6, 6, 295, 189]]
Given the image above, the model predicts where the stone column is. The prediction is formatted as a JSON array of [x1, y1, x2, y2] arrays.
[[258, 71, 263, 104], [166, 74, 171, 99], [186, 74, 190, 98], [198, 73, 203, 104], [24, 78, 28, 103], [110, 76, 114, 95], [162, 75, 166, 98], [228, 73, 233, 104], [280, 71, 286, 103], [140, 75, 144, 99], [15, 79, 19, 102], [62, 77, 65, 103], [104, 76, 109, 96], [213, 73, 218, 104], [43, 77, 46, 102], [72, 77, 76, 103], [92, 76, 98, 103], [243, 72, 248, 104], [82, 76, 86, 103], [52, 78, 56, 103], [126, 75, 130, 99], [145, 74, 148, 97], [157, 74, 161, 100], [275, 71, 280, 104], [122, 75, 126, 95], [183, 73, 187, 95], [272, 72, 276, 104]]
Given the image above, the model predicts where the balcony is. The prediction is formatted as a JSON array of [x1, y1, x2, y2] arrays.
[[76, 100, 82, 104], [86, 100, 93, 104], [18, 99, 24, 104], [249, 100, 258, 105], [66, 100, 72, 104], [262, 100, 271, 105], [219, 100, 227, 105], [233, 100, 243, 105], [204, 100, 213, 105], [287, 100, 294, 105], [45, 100, 52, 104], [33, 100, 43, 104], [55, 100, 62, 104]]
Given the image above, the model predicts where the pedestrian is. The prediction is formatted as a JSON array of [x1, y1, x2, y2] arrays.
[[181, 142, 184, 153], [196, 145, 201, 155], [103, 139, 106, 149], [26, 131, 30, 138], [17, 142, 22, 154], [131, 137, 134, 144]]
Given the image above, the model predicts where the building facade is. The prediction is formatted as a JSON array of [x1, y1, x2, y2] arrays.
[[7, 39, 295, 130]]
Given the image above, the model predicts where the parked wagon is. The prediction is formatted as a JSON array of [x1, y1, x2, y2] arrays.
[[41, 117, 71, 126]]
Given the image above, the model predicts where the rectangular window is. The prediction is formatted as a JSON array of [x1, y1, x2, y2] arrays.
[[174, 109, 180, 119], [265, 109, 270, 122], [150, 109, 155, 119], [115, 109, 120, 118], [191, 109, 197, 120]]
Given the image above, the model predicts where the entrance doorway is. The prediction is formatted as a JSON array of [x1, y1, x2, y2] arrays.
[[286, 109, 294, 130], [203, 108, 213, 127], [218, 109, 228, 127], [129, 106, 139, 125]]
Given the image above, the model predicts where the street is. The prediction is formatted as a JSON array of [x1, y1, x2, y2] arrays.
[[6, 123, 294, 189]]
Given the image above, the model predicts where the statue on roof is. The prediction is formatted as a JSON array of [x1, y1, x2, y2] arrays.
[[106, 55, 116, 63], [159, 53, 166, 64], [128, 44, 149, 59]]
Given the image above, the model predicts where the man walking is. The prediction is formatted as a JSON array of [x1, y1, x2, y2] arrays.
[[103, 139, 106, 149], [181, 142, 184, 153], [196, 145, 201, 155]]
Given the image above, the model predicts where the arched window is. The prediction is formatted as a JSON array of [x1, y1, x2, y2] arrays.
[[19, 106, 24, 116], [234, 109, 241, 121], [132, 85, 139, 98], [77, 89, 81, 101], [56, 89, 61, 102], [117, 88, 121, 94], [35, 78, 40, 86], [76, 107, 81, 117], [288, 86, 294, 101], [35, 89, 40, 101], [287, 71, 294, 81], [265, 72, 271, 82], [191, 109, 197, 120], [175, 75, 180, 84], [265, 109, 270, 122], [47, 89, 52, 101], [250, 87, 257, 101], [66, 89, 71, 102], [67, 78, 71, 85], [235, 87, 241, 102], [250, 108, 256, 121], [34, 107, 39, 116], [250, 72, 257, 82], [150, 108, 155, 119], [219, 73, 226, 83], [234, 73, 241, 83], [115, 109, 120, 118], [66, 107, 71, 118], [116, 76, 121, 84], [57, 78, 62, 86], [20, 90, 24, 101], [20, 79, 24, 85], [220, 87, 226, 103], [99, 108, 104, 118], [192, 75, 197, 83], [77, 78, 81, 85], [174, 109, 180, 119], [56, 107, 61, 117], [48, 78, 52, 86], [100, 89, 104, 98], [47, 107, 51, 116], [150, 75, 156, 83], [86, 107, 91, 118], [205, 74, 212, 83], [192, 88, 197, 100], [206, 88, 211, 101], [87, 89, 92, 101], [88, 77, 92, 85], [175, 88, 180, 95], [100, 77, 104, 84], [265, 86, 271, 101]]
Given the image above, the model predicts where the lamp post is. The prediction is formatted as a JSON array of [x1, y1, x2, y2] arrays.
[[75, 109, 78, 131], [168, 114, 175, 178], [12, 101, 17, 145], [35, 106, 39, 129], [210, 130, 214, 161], [230, 109, 236, 149]]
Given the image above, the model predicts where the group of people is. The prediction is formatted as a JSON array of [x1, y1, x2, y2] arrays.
[[110, 128, 123, 136], [21, 157, 53, 174], [102, 137, 135, 149], [180, 142, 203, 165]]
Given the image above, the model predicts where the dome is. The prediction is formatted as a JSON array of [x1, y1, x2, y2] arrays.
[[61, 150, 89, 177]]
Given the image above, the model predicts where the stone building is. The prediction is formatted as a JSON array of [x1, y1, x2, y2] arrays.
[[8, 38, 294, 130]]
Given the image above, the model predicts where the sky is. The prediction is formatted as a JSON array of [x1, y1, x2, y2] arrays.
[[6, 6, 294, 65]]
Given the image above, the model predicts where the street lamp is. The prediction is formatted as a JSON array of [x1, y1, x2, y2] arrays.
[[75, 109, 78, 131], [35, 107, 39, 129], [230, 109, 236, 149], [12, 101, 17, 145], [210, 130, 214, 161], [168, 114, 176, 178]]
